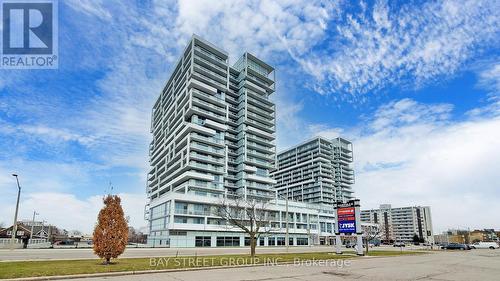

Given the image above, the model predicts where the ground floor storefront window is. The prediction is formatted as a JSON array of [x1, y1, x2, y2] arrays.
[[297, 238, 308, 245], [195, 236, 211, 247], [216, 236, 240, 246]]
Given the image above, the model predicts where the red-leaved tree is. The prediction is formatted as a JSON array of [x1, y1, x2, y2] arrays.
[[93, 195, 129, 264]]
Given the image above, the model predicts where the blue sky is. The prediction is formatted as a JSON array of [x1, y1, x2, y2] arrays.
[[0, 0, 499, 234]]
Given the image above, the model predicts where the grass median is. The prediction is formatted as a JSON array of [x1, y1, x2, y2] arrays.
[[0, 250, 425, 279]]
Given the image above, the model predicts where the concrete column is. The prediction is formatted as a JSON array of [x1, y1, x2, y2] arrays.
[[355, 199, 364, 256], [335, 235, 342, 254]]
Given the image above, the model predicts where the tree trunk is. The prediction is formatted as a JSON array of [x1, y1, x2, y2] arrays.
[[365, 238, 369, 254], [250, 235, 256, 258]]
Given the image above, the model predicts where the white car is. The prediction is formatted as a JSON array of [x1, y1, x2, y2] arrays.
[[470, 242, 499, 249]]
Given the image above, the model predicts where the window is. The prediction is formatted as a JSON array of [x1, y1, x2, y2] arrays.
[[174, 217, 187, 223], [297, 238, 308, 245], [289, 237, 294, 246], [256, 168, 268, 177], [268, 238, 276, 246], [175, 202, 188, 214], [195, 236, 211, 247], [192, 217, 204, 224], [151, 218, 165, 231], [151, 202, 167, 219], [208, 218, 224, 225], [277, 237, 285, 246], [259, 237, 265, 246], [217, 236, 240, 247], [195, 191, 208, 197], [193, 204, 208, 215]]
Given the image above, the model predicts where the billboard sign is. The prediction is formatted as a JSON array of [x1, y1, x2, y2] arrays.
[[337, 201, 356, 234]]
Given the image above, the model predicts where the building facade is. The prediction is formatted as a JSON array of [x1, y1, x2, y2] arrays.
[[360, 204, 434, 244], [434, 229, 499, 245], [145, 35, 336, 247], [271, 137, 355, 205]]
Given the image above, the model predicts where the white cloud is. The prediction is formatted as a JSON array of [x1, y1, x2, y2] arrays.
[[0, 159, 101, 196], [1, 0, 499, 234], [175, 0, 338, 63], [368, 99, 453, 131], [478, 63, 500, 93], [293, 0, 500, 96], [0, 192, 146, 234], [18, 125, 96, 146], [303, 98, 500, 233], [467, 62, 500, 117], [273, 95, 499, 229], [4, 0, 497, 165], [65, 0, 112, 20]]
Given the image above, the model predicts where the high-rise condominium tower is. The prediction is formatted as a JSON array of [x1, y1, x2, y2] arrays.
[[146, 35, 276, 203], [271, 137, 355, 205], [144, 36, 337, 247]]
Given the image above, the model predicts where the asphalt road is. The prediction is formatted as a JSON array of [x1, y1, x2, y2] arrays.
[[56, 249, 500, 281], [0, 245, 427, 261], [0, 246, 336, 261]]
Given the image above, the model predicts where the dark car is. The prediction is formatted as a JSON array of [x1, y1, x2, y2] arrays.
[[441, 243, 471, 250], [393, 242, 406, 247]]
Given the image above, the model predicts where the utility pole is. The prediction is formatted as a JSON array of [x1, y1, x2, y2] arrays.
[[48, 224, 52, 244], [285, 194, 289, 252], [307, 213, 311, 247], [276, 191, 290, 251], [29, 211, 39, 245], [10, 174, 21, 250]]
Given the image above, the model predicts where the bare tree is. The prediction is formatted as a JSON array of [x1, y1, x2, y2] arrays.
[[127, 227, 147, 244], [70, 230, 83, 236], [215, 194, 275, 257], [362, 224, 380, 254]]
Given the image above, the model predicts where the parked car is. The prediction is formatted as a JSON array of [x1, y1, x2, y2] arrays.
[[470, 242, 499, 249], [393, 242, 406, 247], [441, 243, 471, 250]]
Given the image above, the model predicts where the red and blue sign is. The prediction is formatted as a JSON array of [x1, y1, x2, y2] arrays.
[[337, 203, 356, 234]]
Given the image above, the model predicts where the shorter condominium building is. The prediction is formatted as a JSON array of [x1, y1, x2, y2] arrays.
[[271, 137, 355, 205], [148, 191, 337, 247], [360, 204, 434, 244]]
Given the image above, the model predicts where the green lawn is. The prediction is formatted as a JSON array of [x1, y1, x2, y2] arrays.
[[0, 251, 425, 279]]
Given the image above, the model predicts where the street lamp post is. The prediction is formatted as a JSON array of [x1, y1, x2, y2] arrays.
[[10, 174, 21, 250]]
